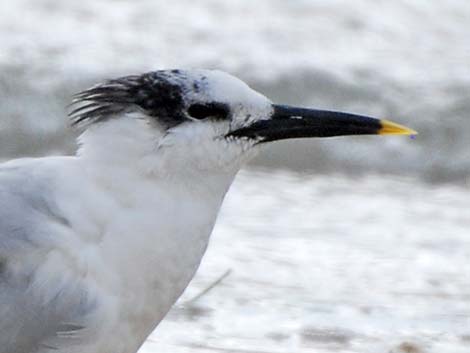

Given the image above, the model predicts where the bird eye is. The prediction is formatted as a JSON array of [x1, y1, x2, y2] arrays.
[[187, 103, 229, 120]]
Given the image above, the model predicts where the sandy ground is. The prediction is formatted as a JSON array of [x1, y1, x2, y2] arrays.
[[137, 168, 470, 353]]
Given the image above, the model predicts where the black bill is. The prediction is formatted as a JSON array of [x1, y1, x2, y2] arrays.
[[227, 104, 416, 143]]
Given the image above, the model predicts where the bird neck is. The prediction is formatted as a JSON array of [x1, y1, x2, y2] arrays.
[[68, 117, 241, 346], [76, 116, 239, 201]]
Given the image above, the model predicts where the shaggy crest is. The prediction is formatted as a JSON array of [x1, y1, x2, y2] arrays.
[[69, 70, 190, 128]]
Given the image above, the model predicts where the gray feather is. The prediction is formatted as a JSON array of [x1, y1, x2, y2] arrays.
[[0, 163, 97, 353]]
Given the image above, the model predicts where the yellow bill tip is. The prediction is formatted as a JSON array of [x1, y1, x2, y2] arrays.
[[379, 119, 418, 136]]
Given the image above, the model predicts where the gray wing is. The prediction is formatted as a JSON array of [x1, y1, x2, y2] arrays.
[[0, 162, 98, 353]]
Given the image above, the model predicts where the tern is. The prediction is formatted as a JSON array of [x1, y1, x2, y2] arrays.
[[0, 69, 415, 353]]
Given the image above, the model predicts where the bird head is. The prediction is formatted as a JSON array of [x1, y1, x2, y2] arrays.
[[71, 69, 416, 177]]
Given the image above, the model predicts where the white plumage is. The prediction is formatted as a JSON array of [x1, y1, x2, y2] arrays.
[[0, 69, 414, 353], [0, 70, 271, 353]]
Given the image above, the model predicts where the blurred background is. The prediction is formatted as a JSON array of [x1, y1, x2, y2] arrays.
[[1, 0, 469, 352]]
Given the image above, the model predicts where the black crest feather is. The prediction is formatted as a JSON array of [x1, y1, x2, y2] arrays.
[[69, 71, 187, 128]]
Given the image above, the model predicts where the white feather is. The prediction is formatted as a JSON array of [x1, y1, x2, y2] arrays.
[[0, 70, 272, 353]]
